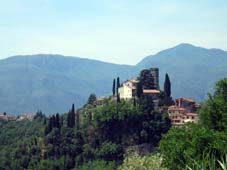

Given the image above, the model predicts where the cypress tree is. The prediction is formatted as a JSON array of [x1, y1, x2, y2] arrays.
[[60, 115, 64, 126], [52, 115, 56, 128], [116, 77, 120, 94], [136, 81, 143, 98], [45, 117, 53, 135], [76, 111, 80, 130], [112, 79, 116, 96], [71, 104, 75, 128], [164, 73, 171, 97], [87, 94, 97, 105], [67, 109, 71, 128], [117, 93, 121, 103], [56, 113, 60, 129]]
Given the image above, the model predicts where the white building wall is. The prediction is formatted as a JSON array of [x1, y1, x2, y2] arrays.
[[118, 85, 132, 99]]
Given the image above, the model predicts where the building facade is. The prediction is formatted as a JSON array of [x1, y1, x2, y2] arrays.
[[150, 68, 159, 90], [168, 98, 200, 126]]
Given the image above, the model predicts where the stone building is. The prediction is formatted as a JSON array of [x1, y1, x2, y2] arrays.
[[168, 98, 200, 126], [150, 68, 159, 90]]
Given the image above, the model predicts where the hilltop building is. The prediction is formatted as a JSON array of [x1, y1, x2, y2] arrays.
[[94, 97, 105, 107], [118, 68, 160, 108], [18, 113, 34, 121], [118, 79, 138, 100], [150, 68, 159, 90], [0, 113, 17, 121]]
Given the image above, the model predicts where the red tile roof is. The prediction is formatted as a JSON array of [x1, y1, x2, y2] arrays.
[[143, 89, 160, 94]]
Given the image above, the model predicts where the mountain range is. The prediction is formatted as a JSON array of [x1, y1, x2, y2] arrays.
[[0, 43, 226, 114]]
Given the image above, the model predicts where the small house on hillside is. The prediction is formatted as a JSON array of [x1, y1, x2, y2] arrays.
[[118, 79, 137, 100], [168, 98, 200, 126]]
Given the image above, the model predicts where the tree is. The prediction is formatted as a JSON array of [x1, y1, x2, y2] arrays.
[[136, 81, 143, 99], [76, 111, 80, 130], [160, 124, 227, 170], [71, 104, 76, 128], [52, 115, 56, 128], [112, 79, 116, 96], [199, 78, 227, 131], [45, 117, 53, 135], [116, 77, 120, 94], [164, 73, 171, 98], [117, 93, 121, 103], [87, 94, 97, 105], [160, 79, 227, 170], [67, 104, 76, 128], [118, 153, 166, 170], [55, 113, 60, 129]]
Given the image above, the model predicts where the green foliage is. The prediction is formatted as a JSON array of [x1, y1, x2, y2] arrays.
[[87, 93, 97, 105], [78, 160, 117, 170], [199, 78, 227, 131], [67, 104, 76, 128], [160, 78, 227, 170], [97, 141, 123, 161], [118, 152, 167, 170], [160, 124, 227, 170], [0, 118, 44, 170], [0, 87, 170, 169]]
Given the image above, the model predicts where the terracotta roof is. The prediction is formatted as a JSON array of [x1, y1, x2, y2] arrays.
[[127, 79, 139, 83], [143, 89, 160, 94], [125, 85, 136, 90], [168, 106, 185, 111], [184, 113, 198, 116], [176, 98, 195, 103], [96, 98, 105, 101]]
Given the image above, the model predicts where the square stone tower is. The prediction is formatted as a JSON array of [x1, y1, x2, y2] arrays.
[[150, 68, 159, 90]]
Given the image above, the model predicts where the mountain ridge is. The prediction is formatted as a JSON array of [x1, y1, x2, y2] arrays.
[[0, 43, 227, 114]]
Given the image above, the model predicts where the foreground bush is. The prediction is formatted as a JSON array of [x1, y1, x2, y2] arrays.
[[78, 160, 117, 170], [118, 153, 167, 170]]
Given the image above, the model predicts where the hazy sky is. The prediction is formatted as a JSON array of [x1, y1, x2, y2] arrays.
[[1, 0, 227, 65]]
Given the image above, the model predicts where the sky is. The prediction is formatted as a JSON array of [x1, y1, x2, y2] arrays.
[[0, 0, 227, 65]]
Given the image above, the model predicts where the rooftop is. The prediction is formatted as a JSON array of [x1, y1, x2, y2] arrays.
[[143, 89, 160, 94]]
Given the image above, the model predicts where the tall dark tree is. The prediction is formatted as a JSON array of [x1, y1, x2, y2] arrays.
[[67, 104, 76, 128], [112, 79, 116, 96], [45, 117, 53, 135], [164, 73, 171, 97], [87, 94, 97, 105], [117, 93, 121, 103], [52, 115, 56, 128], [67, 109, 71, 128], [76, 111, 80, 130], [60, 115, 64, 126], [56, 113, 61, 129], [71, 104, 75, 128], [116, 77, 120, 94], [136, 81, 143, 99]]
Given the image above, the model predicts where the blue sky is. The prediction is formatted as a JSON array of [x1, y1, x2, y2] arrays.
[[0, 0, 227, 64]]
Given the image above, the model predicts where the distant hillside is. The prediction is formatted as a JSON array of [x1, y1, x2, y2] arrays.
[[0, 55, 134, 114], [136, 43, 227, 101], [0, 43, 227, 114]]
